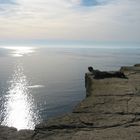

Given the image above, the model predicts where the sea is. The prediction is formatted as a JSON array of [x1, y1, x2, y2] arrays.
[[0, 45, 140, 130]]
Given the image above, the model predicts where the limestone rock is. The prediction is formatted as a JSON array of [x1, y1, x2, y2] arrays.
[[0, 126, 34, 140], [0, 64, 140, 140]]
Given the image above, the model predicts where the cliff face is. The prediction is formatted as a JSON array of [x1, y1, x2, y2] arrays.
[[0, 64, 140, 140]]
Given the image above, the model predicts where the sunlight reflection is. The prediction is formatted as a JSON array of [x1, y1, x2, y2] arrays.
[[3, 46, 35, 57], [2, 63, 39, 130]]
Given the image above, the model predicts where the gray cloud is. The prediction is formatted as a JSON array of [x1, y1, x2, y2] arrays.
[[0, 0, 139, 42], [0, 0, 17, 17], [0, 0, 16, 4]]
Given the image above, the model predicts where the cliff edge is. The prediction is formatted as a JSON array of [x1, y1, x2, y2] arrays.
[[0, 64, 140, 140]]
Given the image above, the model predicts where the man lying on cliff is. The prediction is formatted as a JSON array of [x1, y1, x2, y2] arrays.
[[88, 66, 128, 79]]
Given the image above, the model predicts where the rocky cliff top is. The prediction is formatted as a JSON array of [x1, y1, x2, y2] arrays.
[[0, 64, 140, 140]]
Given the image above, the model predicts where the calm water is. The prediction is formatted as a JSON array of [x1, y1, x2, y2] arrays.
[[0, 46, 140, 130]]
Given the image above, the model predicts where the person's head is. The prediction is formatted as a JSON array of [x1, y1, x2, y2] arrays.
[[88, 66, 94, 72]]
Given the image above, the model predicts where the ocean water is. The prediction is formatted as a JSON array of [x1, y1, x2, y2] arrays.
[[0, 46, 140, 130]]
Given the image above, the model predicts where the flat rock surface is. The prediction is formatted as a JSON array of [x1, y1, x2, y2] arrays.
[[0, 64, 140, 140], [0, 126, 34, 140]]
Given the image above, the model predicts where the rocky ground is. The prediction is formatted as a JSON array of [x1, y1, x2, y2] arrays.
[[0, 64, 140, 140]]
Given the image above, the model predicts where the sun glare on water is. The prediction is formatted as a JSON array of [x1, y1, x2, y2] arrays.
[[1, 63, 40, 130], [3, 46, 35, 57]]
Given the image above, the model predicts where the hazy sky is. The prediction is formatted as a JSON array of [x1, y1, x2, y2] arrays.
[[0, 0, 140, 43]]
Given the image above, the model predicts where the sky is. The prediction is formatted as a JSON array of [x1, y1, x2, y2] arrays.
[[0, 0, 140, 44]]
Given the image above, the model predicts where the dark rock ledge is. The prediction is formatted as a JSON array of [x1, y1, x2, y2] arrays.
[[0, 64, 140, 140]]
